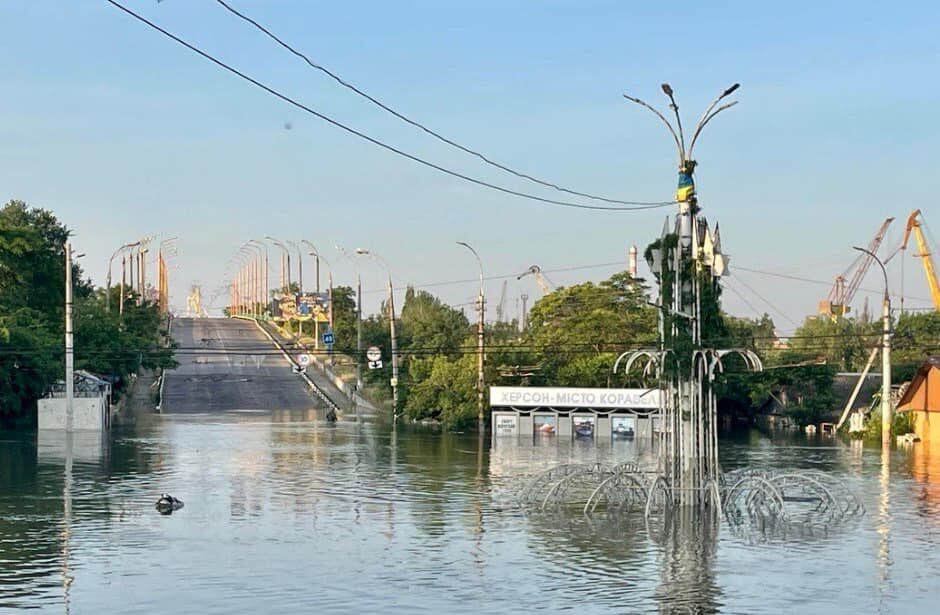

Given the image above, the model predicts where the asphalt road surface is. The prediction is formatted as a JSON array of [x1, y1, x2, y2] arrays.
[[162, 318, 322, 413]]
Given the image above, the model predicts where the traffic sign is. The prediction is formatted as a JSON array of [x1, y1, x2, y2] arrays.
[[366, 346, 382, 362], [292, 365, 307, 374], [323, 332, 335, 345], [368, 359, 383, 370], [298, 354, 311, 367]]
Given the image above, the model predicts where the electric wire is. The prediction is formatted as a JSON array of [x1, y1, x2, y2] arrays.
[[361, 260, 626, 295], [213, 0, 663, 207], [727, 274, 799, 327], [104, 0, 674, 212], [0, 331, 910, 357]]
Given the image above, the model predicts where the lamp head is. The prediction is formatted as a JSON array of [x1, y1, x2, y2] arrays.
[[661, 83, 674, 96]]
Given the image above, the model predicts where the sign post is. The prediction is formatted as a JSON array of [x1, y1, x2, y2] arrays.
[[366, 346, 383, 370]]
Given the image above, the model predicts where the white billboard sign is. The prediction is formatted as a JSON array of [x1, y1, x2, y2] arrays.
[[489, 387, 661, 410], [493, 413, 518, 437]]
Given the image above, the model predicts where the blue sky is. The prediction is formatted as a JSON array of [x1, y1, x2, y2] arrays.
[[1, 1, 938, 326]]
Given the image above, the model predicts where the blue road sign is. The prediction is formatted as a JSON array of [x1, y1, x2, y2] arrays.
[[323, 332, 335, 345]]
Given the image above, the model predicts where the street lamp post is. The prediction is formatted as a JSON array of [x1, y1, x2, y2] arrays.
[[230, 253, 250, 317], [357, 248, 399, 421], [307, 247, 334, 365], [158, 237, 178, 316], [286, 240, 304, 295], [458, 241, 486, 431], [120, 252, 127, 317], [107, 241, 139, 313], [241, 243, 266, 319], [249, 239, 269, 317], [854, 246, 893, 447], [266, 236, 291, 293], [338, 245, 364, 392], [300, 240, 322, 294], [136, 243, 150, 306], [239, 247, 254, 318]]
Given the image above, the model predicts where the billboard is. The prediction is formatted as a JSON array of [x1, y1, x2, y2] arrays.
[[493, 413, 518, 437], [296, 293, 330, 322], [533, 415, 556, 436], [611, 416, 637, 439], [572, 415, 595, 438], [489, 387, 661, 410]]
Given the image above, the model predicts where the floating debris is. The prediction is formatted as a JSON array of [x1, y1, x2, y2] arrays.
[[155, 494, 184, 515]]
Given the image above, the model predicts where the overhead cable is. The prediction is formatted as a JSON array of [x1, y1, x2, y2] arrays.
[[213, 0, 667, 208], [105, 0, 673, 212]]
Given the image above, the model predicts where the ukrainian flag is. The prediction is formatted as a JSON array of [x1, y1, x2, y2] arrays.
[[676, 172, 695, 202]]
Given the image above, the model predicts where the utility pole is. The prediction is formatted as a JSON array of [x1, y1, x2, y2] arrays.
[[458, 242, 486, 431], [65, 242, 75, 432], [855, 246, 893, 447], [356, 271, 362, 389], [387, 275, 399, 419], [356, 248, 399, 421], [337, 245, 364, 392], [328, 269, 334, 366]]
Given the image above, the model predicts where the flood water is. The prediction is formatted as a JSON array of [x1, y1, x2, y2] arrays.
[[2, 413, 940, 614]]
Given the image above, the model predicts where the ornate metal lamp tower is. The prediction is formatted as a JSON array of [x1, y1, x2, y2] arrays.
[[617, 83, 762, 507], [519, 85, 864, 539]]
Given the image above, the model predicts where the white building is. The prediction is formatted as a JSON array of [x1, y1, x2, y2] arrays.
[[38, 370, 112, 431]]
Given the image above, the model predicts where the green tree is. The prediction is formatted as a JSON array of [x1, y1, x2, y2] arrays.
[[787, 315, 875, 371], [404, 353, 478, 429], [523, 272, 657, 386], [0, 199, 175, 425], [0, 309, 60, 425], [893, 311, 940, 381], [399, 288, 470, 356], [328, 285, 358, 354]]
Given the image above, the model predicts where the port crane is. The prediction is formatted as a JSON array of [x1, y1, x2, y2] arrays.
[[886, 209, 940, 311], [819, 217, 894, 318], [495, 280, 508, 323], [517, 265, 554, 295]]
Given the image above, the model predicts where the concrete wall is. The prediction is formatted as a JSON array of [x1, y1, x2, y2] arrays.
[[38, 397, 108, 431]]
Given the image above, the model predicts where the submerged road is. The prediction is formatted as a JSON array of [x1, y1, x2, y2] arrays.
[[162, 317, 322, 413]]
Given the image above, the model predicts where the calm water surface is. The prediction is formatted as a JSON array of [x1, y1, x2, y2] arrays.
[[2, 412, 940, 614]]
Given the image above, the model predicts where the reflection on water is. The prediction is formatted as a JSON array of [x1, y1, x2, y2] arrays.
[[3, 418, 940, 613]]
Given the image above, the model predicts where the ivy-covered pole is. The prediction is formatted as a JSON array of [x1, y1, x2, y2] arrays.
[[624, 83, 740, 505]]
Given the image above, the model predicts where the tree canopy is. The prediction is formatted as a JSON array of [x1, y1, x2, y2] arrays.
[[0, 200, 175, 426]]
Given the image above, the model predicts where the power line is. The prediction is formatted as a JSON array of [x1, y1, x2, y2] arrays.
[[734, 265, 933, 303], [104, 0, 674, 213], [0, 331, 909, 357], [213, 0, 665, 208], [361, 260, 626, 294], [727, 274, 799, 327]]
